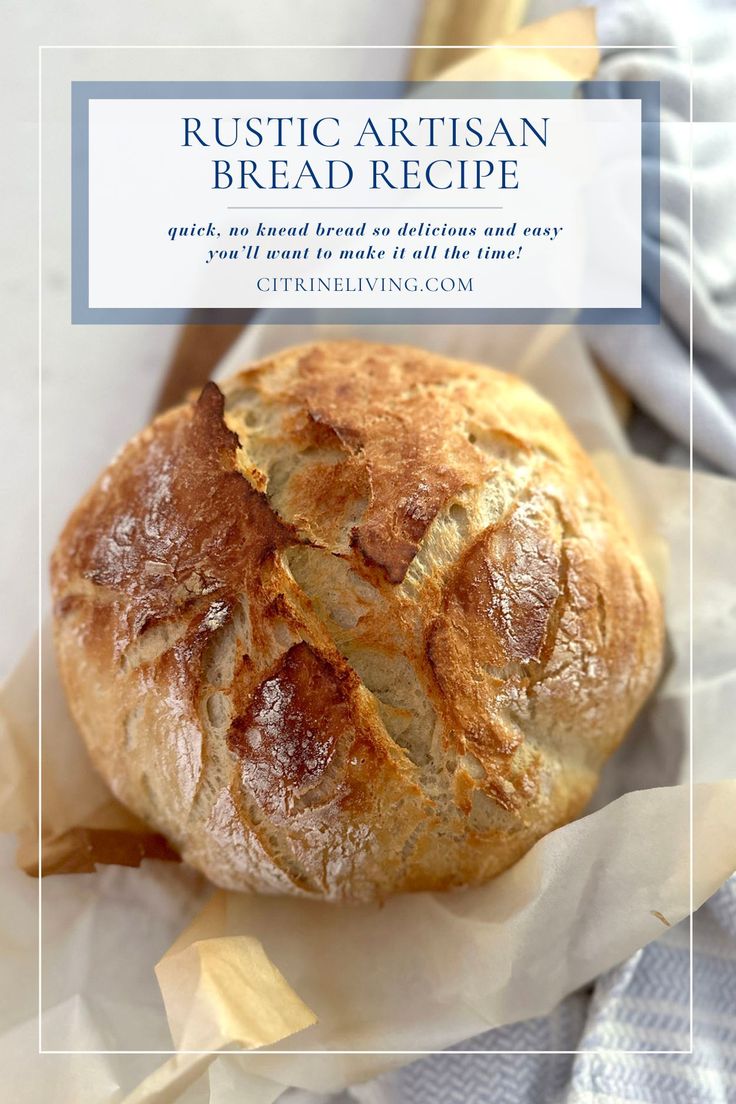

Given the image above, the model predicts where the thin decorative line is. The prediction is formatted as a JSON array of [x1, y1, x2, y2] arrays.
[[37, 42, 43, 1059], [38, 40, 684, 1059], [688, 37, 695, 1058], [38, 1048, 696, 1056], [38, 45, 680, 50], [225, 206, 504, 210]]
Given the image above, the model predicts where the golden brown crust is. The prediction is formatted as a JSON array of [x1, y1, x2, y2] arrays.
[[284, 344, 491, 582], [53, 381, 293, 647], [51, 341, 664, 902]]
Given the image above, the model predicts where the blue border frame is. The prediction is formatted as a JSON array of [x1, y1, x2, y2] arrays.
[[71, 80, 660, 326]]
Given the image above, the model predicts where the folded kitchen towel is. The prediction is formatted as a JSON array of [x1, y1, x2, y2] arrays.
[[582, 0, 736, 475]]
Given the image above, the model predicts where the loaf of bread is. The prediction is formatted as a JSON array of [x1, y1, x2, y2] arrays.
[[51, 341, 664, 902]]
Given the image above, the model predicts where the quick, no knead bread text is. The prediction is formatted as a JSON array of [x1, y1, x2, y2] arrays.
[[166, 219, 564, 276]]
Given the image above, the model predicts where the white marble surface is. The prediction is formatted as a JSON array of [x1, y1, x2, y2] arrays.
[[2, 1, 423, 681]]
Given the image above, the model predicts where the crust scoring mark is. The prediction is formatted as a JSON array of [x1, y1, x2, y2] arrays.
[[240, 345, 495, 584]]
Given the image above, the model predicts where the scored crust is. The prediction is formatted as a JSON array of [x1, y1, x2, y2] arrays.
[[51, 341, 664, 902]]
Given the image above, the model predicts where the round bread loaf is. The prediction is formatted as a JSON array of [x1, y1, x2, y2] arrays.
[[51, 341, 664, 902]]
